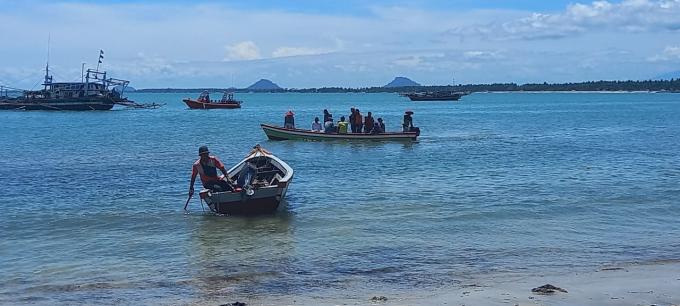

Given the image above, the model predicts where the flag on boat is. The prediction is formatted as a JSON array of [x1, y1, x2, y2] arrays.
[[98, 50, 104, 64]]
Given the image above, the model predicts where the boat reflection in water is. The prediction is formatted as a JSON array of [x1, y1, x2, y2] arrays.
[[185, 212, 298, 299]]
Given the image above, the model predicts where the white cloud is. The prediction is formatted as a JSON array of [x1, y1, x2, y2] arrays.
[[648, 46, 680, 62], [225, 41, 261, 61], [463, 51, 504, 60], [448, 0, 680, 41], [272, 47, 330, 58], [0, 1, 678, 88], [111, 53, 176, 77], [393, 56, 422, 67]]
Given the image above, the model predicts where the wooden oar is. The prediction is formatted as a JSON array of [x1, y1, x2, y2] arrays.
[[183, 193, 193, 211]]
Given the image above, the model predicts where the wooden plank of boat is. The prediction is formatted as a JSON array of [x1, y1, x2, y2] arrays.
[[261, 124, 419, 141], [199, 145, 293, 215], [183, 98, 241, 109]]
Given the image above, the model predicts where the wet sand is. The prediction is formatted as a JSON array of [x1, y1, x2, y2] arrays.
[[210, 261, 680, 306]]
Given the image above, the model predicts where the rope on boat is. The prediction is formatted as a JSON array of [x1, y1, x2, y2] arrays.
[[246, 144, 271, 156]]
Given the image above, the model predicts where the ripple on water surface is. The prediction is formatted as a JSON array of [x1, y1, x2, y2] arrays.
[[1, 92, 680, 303]]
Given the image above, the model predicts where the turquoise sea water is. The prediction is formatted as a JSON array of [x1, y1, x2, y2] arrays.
[[1, 92, 679, 304]]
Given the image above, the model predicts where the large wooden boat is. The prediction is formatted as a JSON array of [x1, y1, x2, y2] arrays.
[[402, 91, 469, 101], [0, 50, 162, 110], [183, 91, 242, 109], [261, 123, 419, 141], [199, 145, 293, 215], [0, 62, 134, 111]]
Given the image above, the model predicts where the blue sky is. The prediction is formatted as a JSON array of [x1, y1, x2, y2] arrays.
[[1, 0, 680, 88]]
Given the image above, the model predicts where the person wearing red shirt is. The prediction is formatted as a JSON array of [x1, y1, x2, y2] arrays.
[[189, 146, 233, 197]]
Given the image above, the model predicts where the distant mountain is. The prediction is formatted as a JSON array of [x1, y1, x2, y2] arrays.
[[384, 77, 421, 88], [247, 79, 282, 90], [114, 85, 136, 92]]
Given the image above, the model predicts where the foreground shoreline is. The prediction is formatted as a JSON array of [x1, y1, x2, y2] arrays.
[[200, 261, 680, 306]]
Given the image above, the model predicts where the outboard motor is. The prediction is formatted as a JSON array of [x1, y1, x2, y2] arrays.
[[237, 162, 257, 195]]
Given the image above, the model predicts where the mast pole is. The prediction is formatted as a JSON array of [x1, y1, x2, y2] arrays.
[[81, 63, 85, 83], [45, 34, 50, 91]]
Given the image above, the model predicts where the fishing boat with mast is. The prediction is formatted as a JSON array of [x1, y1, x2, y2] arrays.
[[401, 91, 469, 101], [0, 51, 158, 110], [400, 76, 470, 101]]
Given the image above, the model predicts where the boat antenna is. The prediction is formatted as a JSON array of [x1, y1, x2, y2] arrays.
[[44, 34, 51, 91], [96, 49, 104, 72]]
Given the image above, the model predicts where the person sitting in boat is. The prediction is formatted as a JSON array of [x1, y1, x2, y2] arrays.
[[311, 117, 322, 132], [377, 118, 386, 133], [403, 111, 414, 132], [198, 91, 210, 103], [370, 120, 382, 134], [337, 116, 349, 134], [323, 109, 333, 123], [189, 146, 234, 197], [284, 110, 295, 129], [364, 111, 375, 134], [324, 116, 335, 133]]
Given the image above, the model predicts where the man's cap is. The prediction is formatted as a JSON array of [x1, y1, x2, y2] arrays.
[[198, 146, 210, 155]]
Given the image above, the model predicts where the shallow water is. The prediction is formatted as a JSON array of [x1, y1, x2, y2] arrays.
[[1, 92, 679, 304]]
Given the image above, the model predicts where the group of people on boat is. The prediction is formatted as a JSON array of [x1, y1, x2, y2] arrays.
[[195, 91, 240, 104], [283, 108, 418, 134]]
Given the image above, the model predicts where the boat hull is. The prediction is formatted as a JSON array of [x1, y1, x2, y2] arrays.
[[408, 95, 462, 101], [183, 99, 241, 109], [0, 99, 115, 111], [201, 186, 289, 215], [261, 124, 418, 141], [407, 94, 464, 101]]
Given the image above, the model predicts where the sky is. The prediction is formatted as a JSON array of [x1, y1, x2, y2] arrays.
[[1, 0, 680, 89]]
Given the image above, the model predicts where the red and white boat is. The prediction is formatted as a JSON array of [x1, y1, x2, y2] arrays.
[[183, 91, 242, 109], [199, 145, 293, 215]]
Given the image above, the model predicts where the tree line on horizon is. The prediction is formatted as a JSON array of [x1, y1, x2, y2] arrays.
[[136, 79, 680, 93]]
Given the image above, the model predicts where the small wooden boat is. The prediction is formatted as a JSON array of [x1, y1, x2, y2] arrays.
[[261, 124, 419, 141], [183, 91, 242, 109], [199, 145, 293, 215]]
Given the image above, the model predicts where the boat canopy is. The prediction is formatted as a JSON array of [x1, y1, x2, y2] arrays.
[[198, 91, 210, 102]]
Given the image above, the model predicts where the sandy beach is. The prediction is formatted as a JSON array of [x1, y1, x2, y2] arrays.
[[207, 261, 680, 306]]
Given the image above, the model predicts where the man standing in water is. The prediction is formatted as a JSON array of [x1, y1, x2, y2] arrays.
[[189, 146, 233, 198]]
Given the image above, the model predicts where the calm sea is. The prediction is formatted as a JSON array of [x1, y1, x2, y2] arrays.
[[1, 92, 679, 304]]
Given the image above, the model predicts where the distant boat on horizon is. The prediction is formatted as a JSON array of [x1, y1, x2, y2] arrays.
[[401, 91, 470, 101]]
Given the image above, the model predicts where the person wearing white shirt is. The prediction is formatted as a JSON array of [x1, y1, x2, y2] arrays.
[[311, 117, 322, 132]]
